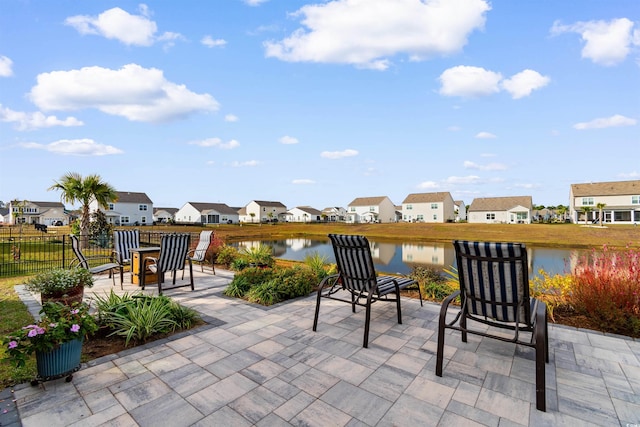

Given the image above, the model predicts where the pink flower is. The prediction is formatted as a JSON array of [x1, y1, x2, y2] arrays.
[[70, 324, 80, 333], [70, 309, 79, 315], [8, 341, 18, 349], [36, 327, 45, 335], [27, 329, 38, 338]]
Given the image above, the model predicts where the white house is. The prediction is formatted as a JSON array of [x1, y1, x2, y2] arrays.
[[287, 206, 323, 222], [346, 196, 397, 223], [569, 180, 640, 224], [401, 192, 456, 223], [153, 208, 178, 223], [240, 200, 288, 223], [467, 196, 533, 224], [454, 200, 467, 221], [174, 202, 239, 224], [7, 200, 69, 225], [91, 191, 153, 226], [321, 206, 347, 222]]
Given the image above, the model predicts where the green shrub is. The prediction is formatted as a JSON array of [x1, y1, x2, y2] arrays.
[[230, 257, 249, 271], [273, 265, 316, 299], [167, 300, 199, 329], [223, 267, 274, 297], [223, 276, 251, 298], [216, 245, 239, 267], [241, 244, 274, 267], [530, 269, 573, 322], [304, 251, 330, 280], [409, 266, 455, 301], [247, 280, 281, 306]]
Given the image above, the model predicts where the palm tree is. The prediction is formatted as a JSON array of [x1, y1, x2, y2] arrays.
[[48, 173, 117, 248], [596, 203, 606, 227], [556, 205, 568, 222], [581, 206, 593, 225]]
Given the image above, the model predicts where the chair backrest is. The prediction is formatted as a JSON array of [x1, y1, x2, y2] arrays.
[[157, 233, 191, 273], [453, 240, 530, 324], [329, 234, 378, 292], [70, 235, 89, 269], [192, 230, 213, 262], [113, 230, 140, 263]]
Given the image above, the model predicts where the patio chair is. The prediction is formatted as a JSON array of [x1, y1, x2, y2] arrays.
[[313, 234, 423, 348], [69, 235, 119, 287], [112, 229, 140, 289], [183, 230, 215, 278], [141, 233, 193, 295], [436, 240, 549, 411]]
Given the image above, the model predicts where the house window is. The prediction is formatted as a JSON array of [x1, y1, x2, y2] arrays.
[[139, 205, 147, 211], [486, 213, 496, 220], [350, 207, 356, 212], [108, 203, 114, 210], [141, 216, 146, 224], [635, 211, 640, 221], [614, 211, 631, 222], [369, 206, 376, 212], [431, 203, 438, 209], [121, 216, 130, 224], [433, 214, 437, 220], [416, 215, 424, 221], [632, 196, 640, 204], [406, 204, 413, 210], [516, 212, 528, 220], [582, 197, 594, 206]]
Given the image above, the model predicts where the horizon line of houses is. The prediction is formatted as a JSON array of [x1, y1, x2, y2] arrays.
[[3, 179, 640, 227]]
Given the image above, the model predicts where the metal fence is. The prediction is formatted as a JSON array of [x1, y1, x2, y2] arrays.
[[0, 231, 199, 278]]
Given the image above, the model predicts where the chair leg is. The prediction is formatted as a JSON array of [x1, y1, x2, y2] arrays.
[[189, 261, 194, 291], [363, 298, 372, 348], [312, 287, 323, 332], [436, 304, 447, 377], [535, 301, 548, 411]]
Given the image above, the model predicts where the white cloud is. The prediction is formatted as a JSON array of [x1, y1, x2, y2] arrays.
[[64, 7, 182, 47], [619, 171, 640, 178], [224, 114, 239, 122], [245, 0, 269, 5], [501, 69, 550, 99], [231, 160, 260, 167], [0, 105, 83, 130], [475, 131, 496, 139], [447, 126, 461, 132], [439, 66, 549, 98], [264, 0, 490, 70], [551, 18, 637, 66], [189, 138, 239, 149], [445, 175, 481, 184], [464, 161, 506, 171], [29, 64, 219, 123], [201, 36, 227, 48], [417, 181, 440, 189], [0, 56, 13, 77], [438, 66, 502, 97], [320, 149, 358, 159], [573, 114, 637, 130], [292, 179, 315, 184], [280, 135, 299, 144], [19, 138, 123, 156]]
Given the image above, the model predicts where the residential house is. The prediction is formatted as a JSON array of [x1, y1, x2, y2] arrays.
[[401, 192, 456, 223], [240, 200, 288, 223], [321, 206, 347, 222], [91, 191, 153, 226], [346, 196, 396, 223], [454, 200, 467, 221], [153, 207, 178, 223], [174, 202, 239, 224], [0, 208, 8, 224], [569, 180, 640, 224], [467, 196, 533, 224], [7, 200, 68, 225], [287, 206, 323, 222]]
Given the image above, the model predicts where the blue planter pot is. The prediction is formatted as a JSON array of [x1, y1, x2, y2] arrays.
[[35, 338, 83, 381]]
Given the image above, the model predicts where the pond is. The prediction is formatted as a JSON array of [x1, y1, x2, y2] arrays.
[[234, 238, 583, 277]]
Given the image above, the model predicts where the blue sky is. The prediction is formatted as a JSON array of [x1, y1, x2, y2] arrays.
[[1, 0, 638, 210]]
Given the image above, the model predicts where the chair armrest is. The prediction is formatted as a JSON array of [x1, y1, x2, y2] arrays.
[[439, 290, 461, 326], [186, 249, 195, 258], [317, 274, 340, 289]]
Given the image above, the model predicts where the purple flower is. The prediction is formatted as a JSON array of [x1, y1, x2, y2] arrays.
[[70, 309, 79, 315], [36, 327, 46, 335], [8, 341, 17, 349], [70, 324, 80, 333], [27, 329, 38, 338]]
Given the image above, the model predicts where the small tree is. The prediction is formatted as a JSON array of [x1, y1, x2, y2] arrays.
[[249, 212, 256, 223], [581, 206, 592, 225], [596, 203, 606, 227]]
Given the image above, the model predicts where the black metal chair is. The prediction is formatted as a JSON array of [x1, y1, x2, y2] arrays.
[[313, 234, 422, 348], [141, 233, 193, 295], [436, 240, 549, 411], [112, 229, 140, 289], [69, 235, 119, 286]]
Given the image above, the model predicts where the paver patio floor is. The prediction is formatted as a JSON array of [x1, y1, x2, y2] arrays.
[[7, 269, 640, 426]]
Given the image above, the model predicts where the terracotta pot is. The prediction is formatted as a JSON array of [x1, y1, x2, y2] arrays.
[[41, 285, 84, 306]]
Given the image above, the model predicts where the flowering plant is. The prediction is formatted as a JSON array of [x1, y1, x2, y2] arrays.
[[25, 268, 94, 296], [3, 301, 98, 368]]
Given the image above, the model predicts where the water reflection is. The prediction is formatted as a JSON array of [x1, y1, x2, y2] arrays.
[[235, 238, 583, 277]]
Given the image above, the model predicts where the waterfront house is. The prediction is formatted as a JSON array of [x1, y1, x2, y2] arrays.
[[152, 207, 178, 223], [569, 180, 640, 224], [175, 202, 239, 224], [401, 192, 456, 223], [467, 196, 533, 224], [240, 200, 288, 223], [321, 206, 347, 222], [287, 206, 323, 222], [347, 196, 396, 223], [8, 200, 69, 225], [90, 191, 153, 226]]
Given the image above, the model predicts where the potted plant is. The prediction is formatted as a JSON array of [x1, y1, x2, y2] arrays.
[[3, 302, 98, 382], [25, 268, 94, 306]]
